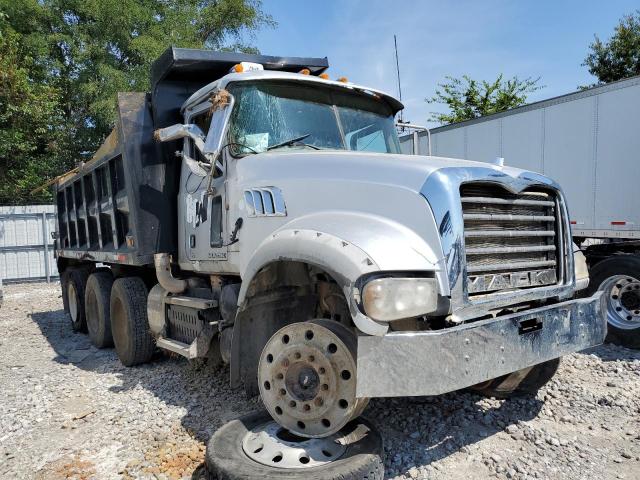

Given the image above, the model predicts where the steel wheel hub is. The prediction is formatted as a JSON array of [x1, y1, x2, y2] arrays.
[[258, 321, 367, 438], [601, 275, 640, 330], [242, 420, 346, 469]]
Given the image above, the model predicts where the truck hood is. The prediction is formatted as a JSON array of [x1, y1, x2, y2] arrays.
[[235, 150, 532, 191]]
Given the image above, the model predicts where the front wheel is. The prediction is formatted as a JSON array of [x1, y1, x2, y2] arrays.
[[586, 255, 640, 349], [258, 320, 368, 438]]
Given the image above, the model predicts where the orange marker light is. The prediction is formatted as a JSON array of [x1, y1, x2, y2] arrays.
[[319, 73, 329, 79], [233, 63, 244, 73], [299, 68, 311, 75], [337, 76, 348, 83]]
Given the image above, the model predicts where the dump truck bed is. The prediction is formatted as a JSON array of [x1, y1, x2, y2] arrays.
[[55, 92, 177, 265], [53, 47, 329, 266]]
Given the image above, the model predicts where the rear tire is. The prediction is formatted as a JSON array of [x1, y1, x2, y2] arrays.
[[65, 268, 91, 333], [586, 255, 640, 349], [85, 270, 115, 348], [470, 358, 561, 398], [206, 410, 384, 480], [110, 277, 155, 366]]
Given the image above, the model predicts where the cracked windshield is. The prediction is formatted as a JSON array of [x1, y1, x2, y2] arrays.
[[227, 81, 401, 154]]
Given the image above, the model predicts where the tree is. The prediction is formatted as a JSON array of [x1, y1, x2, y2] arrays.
[[0, 0, 273, 204], [426, 74, 542, 125], [0, 14, 67, 204], [583, 10, 640, 84]]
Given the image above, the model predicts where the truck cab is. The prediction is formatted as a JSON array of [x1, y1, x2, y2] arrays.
[[53, 48, 606, 441]]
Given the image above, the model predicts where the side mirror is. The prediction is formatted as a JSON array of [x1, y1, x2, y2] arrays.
[[154, 123, 206, 153]]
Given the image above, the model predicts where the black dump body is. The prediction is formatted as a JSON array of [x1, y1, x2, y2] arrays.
[[54, 47, 328, 266]]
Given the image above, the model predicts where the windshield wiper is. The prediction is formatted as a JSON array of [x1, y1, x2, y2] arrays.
[[267, 134, 320, 151]]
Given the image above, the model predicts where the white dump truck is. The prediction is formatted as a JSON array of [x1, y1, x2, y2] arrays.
[[51, 48, 606, 478], [401, 75, 639, 349]]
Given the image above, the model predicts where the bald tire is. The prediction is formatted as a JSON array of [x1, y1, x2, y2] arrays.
[[471, 358, 561, 399], [110, 277, 155, 367], [205, 410, 384, 480]]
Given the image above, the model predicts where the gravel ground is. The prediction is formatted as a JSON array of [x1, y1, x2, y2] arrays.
[[0, 281, 639, 480]]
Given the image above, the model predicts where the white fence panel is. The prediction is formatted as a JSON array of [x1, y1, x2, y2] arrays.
[[0, 205, 58, 282]]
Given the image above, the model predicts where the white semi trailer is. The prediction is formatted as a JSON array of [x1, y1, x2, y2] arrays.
[[401, 75, 640, 348]]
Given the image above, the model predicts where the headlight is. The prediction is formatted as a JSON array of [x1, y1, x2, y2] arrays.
[[361, 277, 438, 322]]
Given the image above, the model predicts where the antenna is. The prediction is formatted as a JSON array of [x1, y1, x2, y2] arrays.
[[394, 35, 404, 123]]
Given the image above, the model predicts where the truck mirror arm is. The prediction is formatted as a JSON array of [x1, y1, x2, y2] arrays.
[[154, 123, 207, 156]]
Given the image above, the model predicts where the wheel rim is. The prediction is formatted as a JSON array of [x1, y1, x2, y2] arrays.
[[258, 321, 367, 438], [68, 283, 79, 322], [599, 275, 640, 330], [242, 420, 346, 469]]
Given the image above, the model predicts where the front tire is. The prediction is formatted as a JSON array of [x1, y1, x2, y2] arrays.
[[110, 277, 155, 366], [206, 410, 384, 480], [586, 255, 640, 349]]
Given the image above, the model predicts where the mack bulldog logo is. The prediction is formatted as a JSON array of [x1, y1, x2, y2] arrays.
[[468, 269, 557, 294]]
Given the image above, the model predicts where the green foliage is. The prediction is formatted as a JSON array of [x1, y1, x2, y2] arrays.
[[427, 74, 543, 125], [583, 10, 640, 85], [0, 0, 273, 204], [0, 15, 67, 203]]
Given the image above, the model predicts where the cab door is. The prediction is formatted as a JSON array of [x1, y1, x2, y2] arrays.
[[182, 105, 228, 264]]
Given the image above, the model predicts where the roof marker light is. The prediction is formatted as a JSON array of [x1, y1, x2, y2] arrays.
[[319, 73, 329, 79], [299, 68, 310, 75], [337, 76, 348, 83], [230, 62, 264, 74], [611, 221, 627, 226]]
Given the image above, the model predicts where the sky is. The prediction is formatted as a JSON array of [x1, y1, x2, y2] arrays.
[[250, 0, 639, 126]]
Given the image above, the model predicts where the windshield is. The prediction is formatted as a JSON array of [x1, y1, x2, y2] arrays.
[[227, 81, 401, 155]]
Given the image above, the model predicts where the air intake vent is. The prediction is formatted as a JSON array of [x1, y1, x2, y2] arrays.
[[460, 184, 560, 296]]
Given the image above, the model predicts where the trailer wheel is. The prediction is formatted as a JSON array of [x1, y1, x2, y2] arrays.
[[65, 268, 90, 333], [84, 270, 115, 348], [205, 410, 383, 480], [110, 277, 155, 366], [470, 358, 560, 398], [587, 255, 640, 349]]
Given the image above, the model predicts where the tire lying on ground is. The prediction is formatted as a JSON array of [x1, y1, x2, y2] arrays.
[[586, 255, 640, 349], [206, 410, 384, 480], [469, 358, 560, 399], [110, 277, 155, 367], [84, 270, 115, 348], [64, 268, 91, 333]]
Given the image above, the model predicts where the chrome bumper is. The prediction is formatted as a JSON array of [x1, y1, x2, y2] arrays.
[[356, 292, 606, 398]]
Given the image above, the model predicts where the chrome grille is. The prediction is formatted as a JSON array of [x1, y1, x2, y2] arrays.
[[461, 184, 559, 295]]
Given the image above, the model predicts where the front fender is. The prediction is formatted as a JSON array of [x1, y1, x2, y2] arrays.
[[238, 211, 445, 336]]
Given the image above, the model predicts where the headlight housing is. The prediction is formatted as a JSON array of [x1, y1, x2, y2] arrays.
[[360, 277, 438, 322]]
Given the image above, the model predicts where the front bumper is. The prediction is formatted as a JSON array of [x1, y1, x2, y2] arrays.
[[356, 292, 606, 398]]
